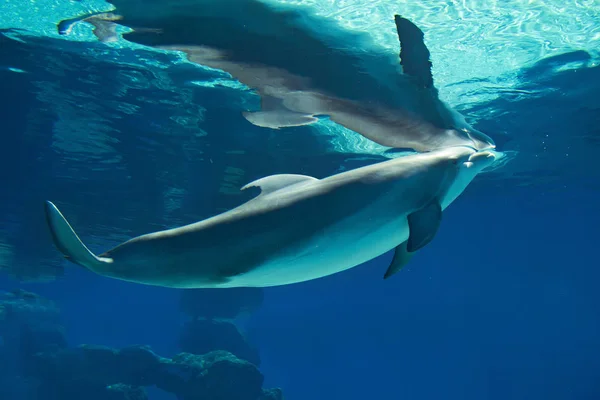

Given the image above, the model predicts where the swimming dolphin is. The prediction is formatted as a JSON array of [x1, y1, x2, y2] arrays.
[[57, 3, 496, 153], [152, 14, 494, 152], [44, 146, 497, 288]]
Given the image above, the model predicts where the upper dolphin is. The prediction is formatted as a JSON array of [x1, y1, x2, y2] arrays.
[[57, 1, 495, 152], [45, 146, 498, 288]]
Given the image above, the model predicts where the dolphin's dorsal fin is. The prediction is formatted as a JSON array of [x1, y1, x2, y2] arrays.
[[394, 15, 434, 90], [383, 241, 415, 279], [241, 174, 318, 196]]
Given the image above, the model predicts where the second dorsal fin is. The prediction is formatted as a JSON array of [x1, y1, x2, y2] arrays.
[[241, 174, 318, 196]]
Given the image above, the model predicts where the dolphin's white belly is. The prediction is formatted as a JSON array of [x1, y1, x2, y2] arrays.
[[222, 209, 410, 287]]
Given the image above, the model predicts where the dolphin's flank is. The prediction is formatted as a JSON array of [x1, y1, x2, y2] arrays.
[[45, 147, 498, 288]]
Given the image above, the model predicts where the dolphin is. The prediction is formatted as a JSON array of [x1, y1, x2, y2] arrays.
[[57, 3, 495, 153], [44, 146, 497, 288], [152, 14, 495, 152]]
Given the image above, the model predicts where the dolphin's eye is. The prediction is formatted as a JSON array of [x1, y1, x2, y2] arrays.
[[452, 159, 458, 165]]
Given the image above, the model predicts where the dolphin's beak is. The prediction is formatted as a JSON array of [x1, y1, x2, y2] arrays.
[[464, 150, 498, 169], [468, 150, 497, 162]]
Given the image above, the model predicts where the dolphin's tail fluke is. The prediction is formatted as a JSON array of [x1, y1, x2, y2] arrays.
[[44, 201, 113, 272]]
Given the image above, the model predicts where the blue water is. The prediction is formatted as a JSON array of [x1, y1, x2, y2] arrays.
[[1, 1, 600, 399]]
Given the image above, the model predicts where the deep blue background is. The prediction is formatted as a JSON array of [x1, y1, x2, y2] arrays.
[[3, 186, 598, 400], [1, 8, 600, 399]]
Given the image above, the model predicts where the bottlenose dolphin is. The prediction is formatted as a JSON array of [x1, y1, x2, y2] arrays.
[[57, 3, 495, 152], [45, 146, 497, 288], [152, 15, 494, 152]]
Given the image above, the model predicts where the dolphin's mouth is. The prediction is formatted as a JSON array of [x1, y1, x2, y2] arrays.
[[464, 149, 499, 169], [468, 150, 497, 162]]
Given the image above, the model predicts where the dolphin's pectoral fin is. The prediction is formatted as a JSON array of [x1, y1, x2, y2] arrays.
[[406, 201, 442, 252], [242, 110, 318, 129], [383, 241, 415, 279], [241, 174, 318, 196], [243, 94, 319, 129], [394, 15, 434, 90], [384, 200, 442, 280]]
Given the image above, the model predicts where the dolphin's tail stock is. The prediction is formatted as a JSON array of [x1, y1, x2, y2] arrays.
[[44, 201, 113, 272]]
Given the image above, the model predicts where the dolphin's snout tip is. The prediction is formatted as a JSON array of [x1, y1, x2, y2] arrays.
[[468, 150, 497, 162], [465, 150, 499, 170]]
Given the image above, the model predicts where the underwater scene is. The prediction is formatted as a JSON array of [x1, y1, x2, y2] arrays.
[[1, 0, 599, 399]]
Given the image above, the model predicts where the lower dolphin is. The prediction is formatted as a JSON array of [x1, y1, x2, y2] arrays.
[[45, 146, 497, 288]]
